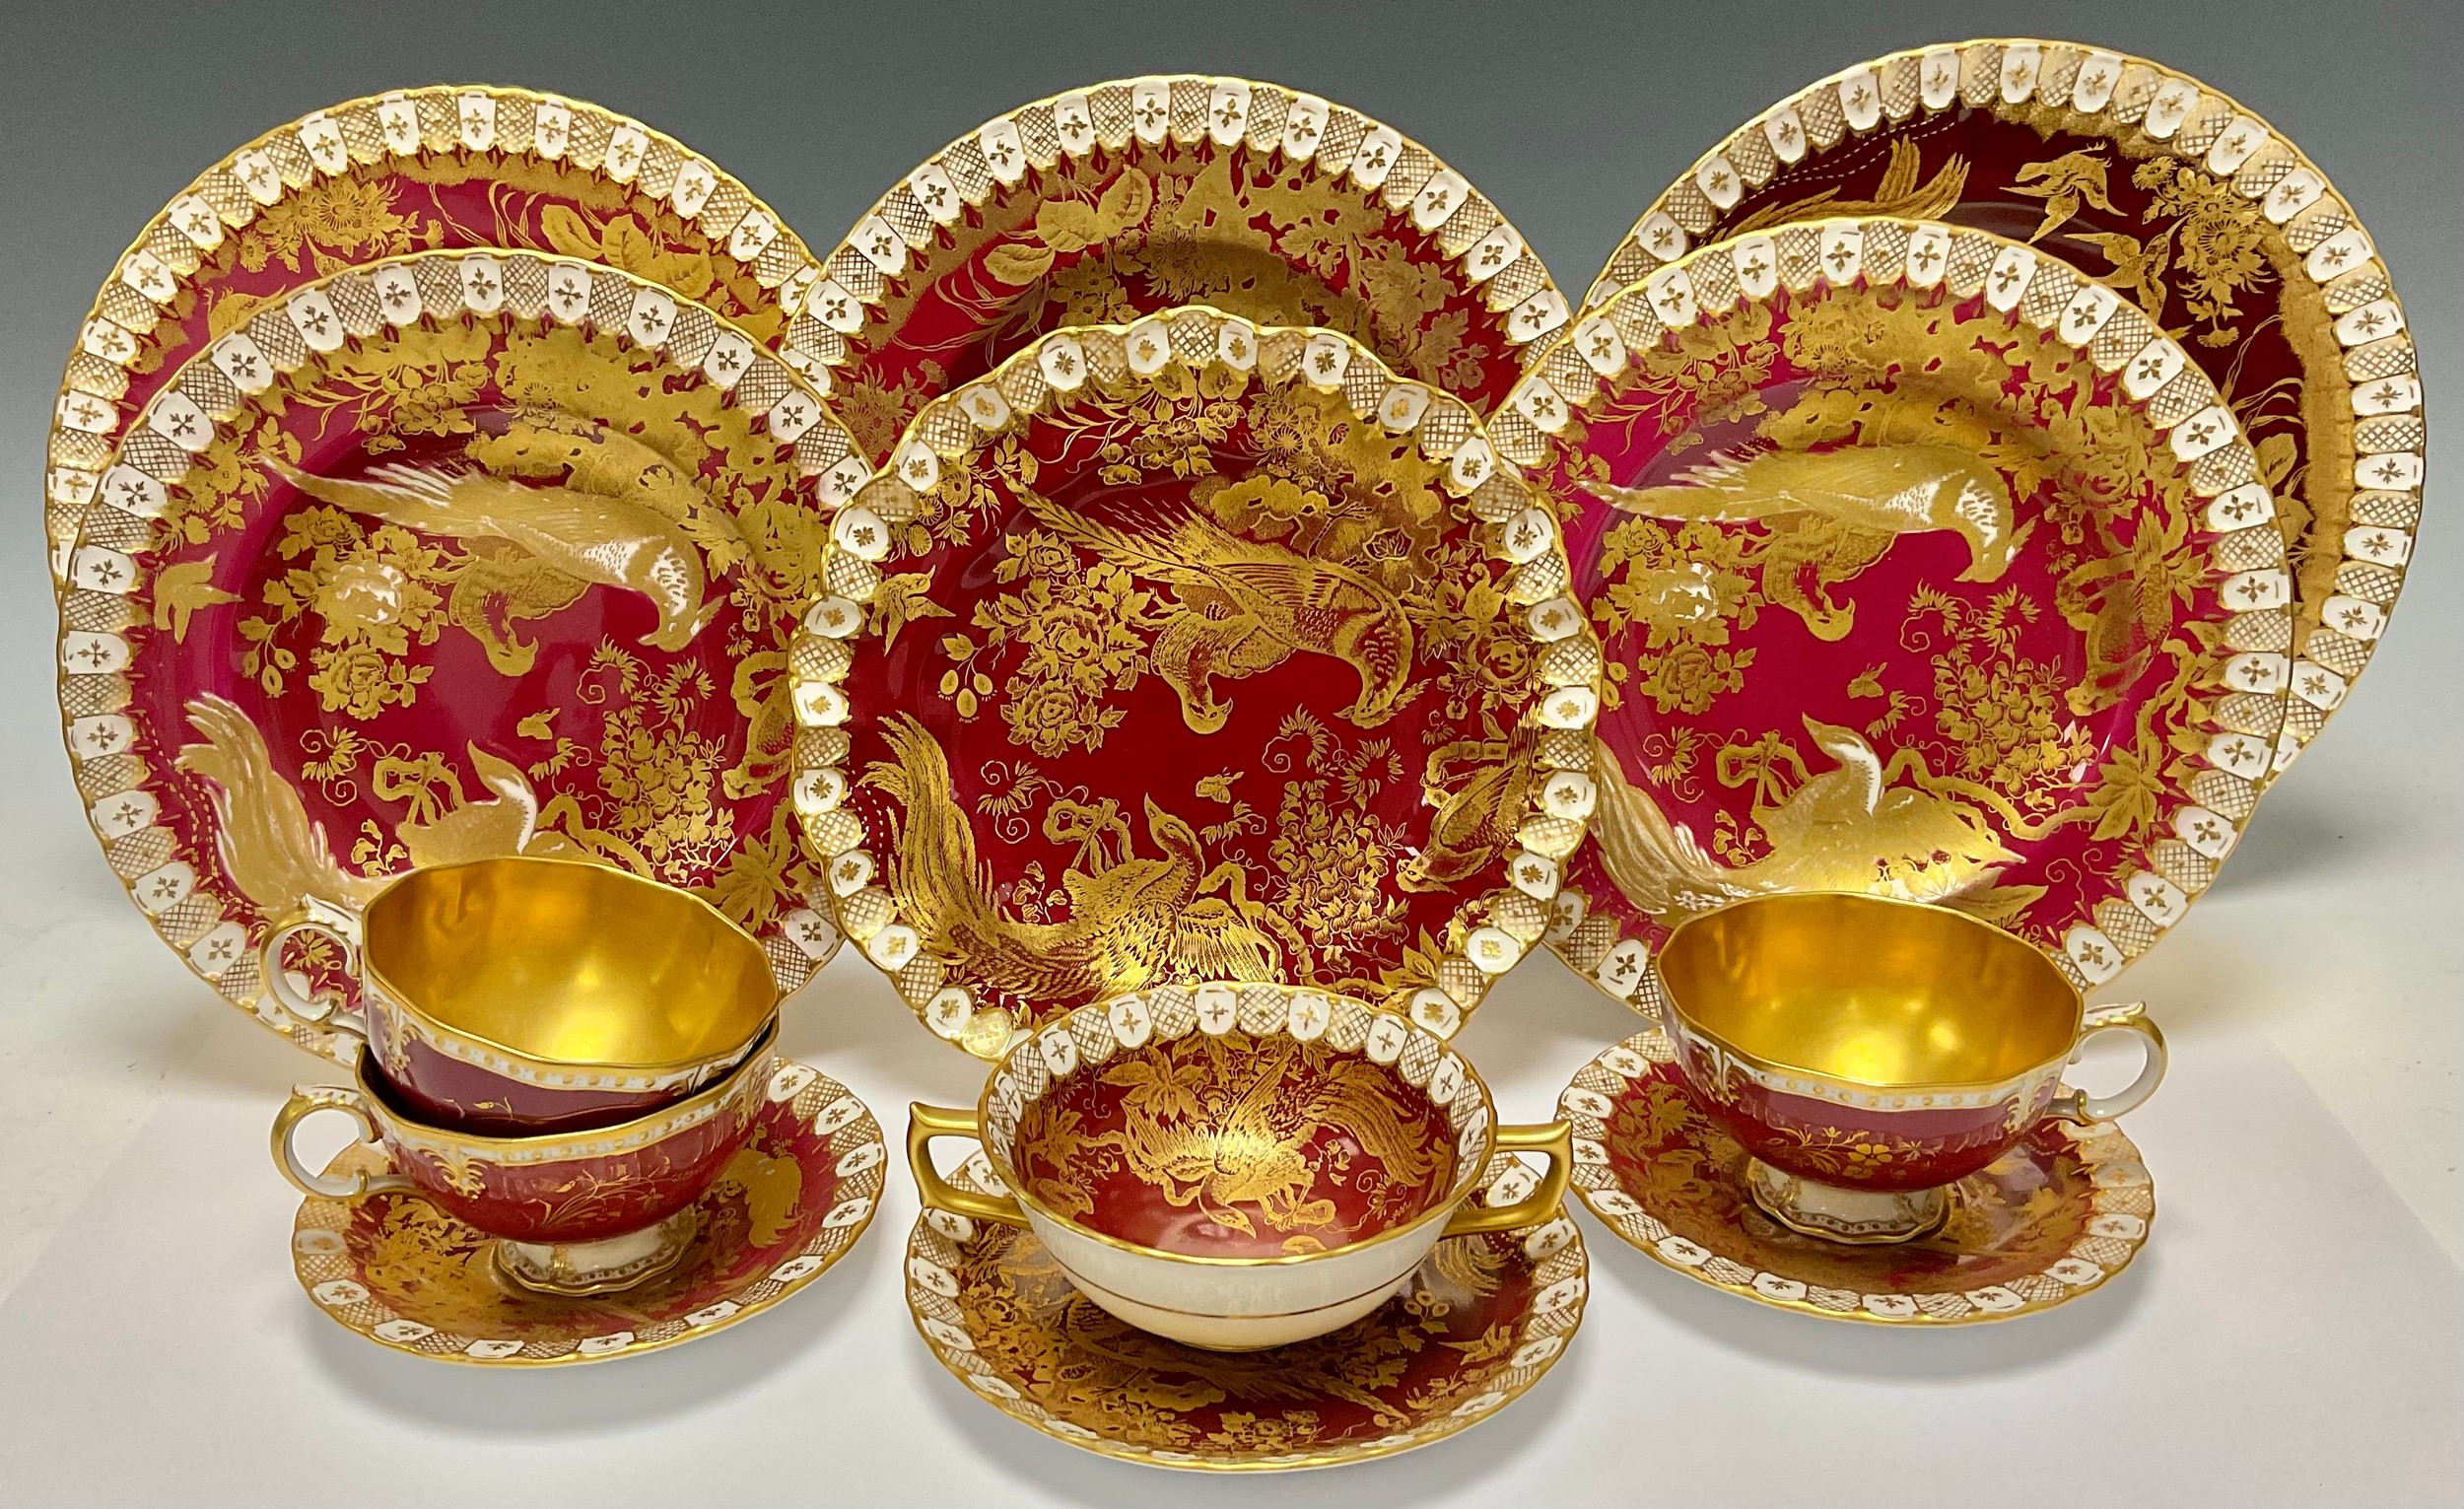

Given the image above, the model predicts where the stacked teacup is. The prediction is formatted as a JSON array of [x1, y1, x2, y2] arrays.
[[266, 856, 783, 1294]]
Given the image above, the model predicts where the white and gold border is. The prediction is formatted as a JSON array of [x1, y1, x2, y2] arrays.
[[1506, 220, 2294, 997], [1578, 40, 2422, 770], [54, 249, 866, 1057], [791, 308, 1603, 1054]]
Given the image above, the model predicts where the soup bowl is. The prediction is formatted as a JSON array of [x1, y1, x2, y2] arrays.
[[909, 984, 1570, 1349]]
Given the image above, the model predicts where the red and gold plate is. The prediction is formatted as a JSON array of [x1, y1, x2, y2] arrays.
[[290, 1061, 882, 1364], [904, 1155, 1587, 1471], [1559, 1029, 2152, 1324], [1495, 220, 2293, 1002], [57, 249, 864, 1057], [1581, 40, 2423, 767], [792, 309, 1604, 1054], [813, 76, 1569, 463], [46, 85, 830, 587]]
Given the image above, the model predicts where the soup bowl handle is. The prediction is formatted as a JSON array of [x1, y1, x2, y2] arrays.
[[906, 1103, 1031, 1230], [2051, 1003, 2168, 1126], [1441, 1119, 1574, 1237]]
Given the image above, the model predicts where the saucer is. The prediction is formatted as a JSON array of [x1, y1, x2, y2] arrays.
[[289, 1061, 883, 1364], [1559, 1029, 2153, 1325], [904, 1155, 1588, 1471]]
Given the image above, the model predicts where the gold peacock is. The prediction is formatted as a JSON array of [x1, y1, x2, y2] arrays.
[[266, 449, 729, 653], [860, 715, 1286, 1006], [1590, 717, 2016, 919], [1589, 444, 2033, 640], [1012, 487, 1415, 733]]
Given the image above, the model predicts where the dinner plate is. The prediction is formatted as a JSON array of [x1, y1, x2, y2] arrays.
[[791, 309, 1601, 1055], [46, 85, 826, 590], [1490, 220, 2292, 1001], [809, 76, 1569, 463], [1580, 40, 2422, 768], [57, 249, 864, 1056]]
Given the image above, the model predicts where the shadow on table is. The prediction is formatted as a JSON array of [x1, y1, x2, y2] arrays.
[[1586, 1215, 2153, 1381], [296, 1200, 892, 1434], [905, 1326, 1579, 1508]]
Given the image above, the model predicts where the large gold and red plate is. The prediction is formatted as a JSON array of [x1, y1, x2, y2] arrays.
[[1580, 41, 2423, 767], [791, 309, 1603, 1056], [44, 85, 831, 589], [810, 76, 1570, 463], [1489, 221, 2293, 1001], [56, 249, 865, 1056]]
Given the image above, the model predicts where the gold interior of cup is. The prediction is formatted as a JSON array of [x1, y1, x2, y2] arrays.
[[363, 857, 774, 1070], [1656, 893, 2081, 1090]]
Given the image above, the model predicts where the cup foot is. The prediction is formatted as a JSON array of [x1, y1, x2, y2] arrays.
[[495, 1210, 699, 1295], [1745, 1160, 1949, 1245]]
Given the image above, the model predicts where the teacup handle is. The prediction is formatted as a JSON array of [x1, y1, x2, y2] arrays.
[[1443, 1120, 1575, 1237], [271, 1084, 417, 1201], [907, 1103, 1032, 1229], [2051, 1002, 2168, 1125], [259, 902, 369, 1048]]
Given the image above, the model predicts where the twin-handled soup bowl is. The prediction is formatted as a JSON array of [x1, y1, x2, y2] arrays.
[[910, 984, 1572, 1350], [1657, 892, 2166, 1244], [272, 1021, 777, 1294], [262, 856, 777, 1133]]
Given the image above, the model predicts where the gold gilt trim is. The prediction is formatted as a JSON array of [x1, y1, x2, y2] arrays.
[[290, 1061, 883, 1365], [792, 309, 1604, 1055], [1513, 219, 2294, 1002], [1574, 39, 2422, 769], [53, 248, 861, 1059], [1559, 1028, 2152, 1326], [43, 84, 826, 585]]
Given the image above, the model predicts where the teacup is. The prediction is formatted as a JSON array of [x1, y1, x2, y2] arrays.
[[271, 1020, 776, 1294], [908, 983, 1571, 1350], [261, 856, 775, 1132], [1656, 892, 2166, 1244]]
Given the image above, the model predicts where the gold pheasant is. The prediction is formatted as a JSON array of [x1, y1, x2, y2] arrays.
[[174, 695, 587, 915], [2009, 150, 2119, 242], [1590, 719, 2016, 920], [1012, 487, 1416, 732], [265, 456, 728, 652], [1730, 138, 1970, 235], [1589, 445, 2032, 639], [861, 715, 1285, 1006]]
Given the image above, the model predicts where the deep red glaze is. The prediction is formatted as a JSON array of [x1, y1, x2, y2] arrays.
[[376, 1026, 722, 1136], [839, 385, 1530, 1028], [1010, 1034, 1458, 1260], [125, 346, 825, 1012], [363, 1052, 766, 1245], [834, 134, 1531, 462], [104, 148, 793, 472], [1672, 1028, 2057, 1191], [1551, 280, 2227, 961]]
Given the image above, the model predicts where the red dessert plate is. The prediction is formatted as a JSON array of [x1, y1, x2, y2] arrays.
[[810, 76, 1569, 462], [56, 250, 864, 1057], [792, 309, 1602, 1054], [1581, 40, 2423, 768], [1488, 220, 2292, 1001]]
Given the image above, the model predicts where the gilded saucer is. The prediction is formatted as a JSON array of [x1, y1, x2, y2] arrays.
[[904, 1158, 1588, 1471], [289, 1061, 883, 1364], [1559, 1028, 2153, 1325]]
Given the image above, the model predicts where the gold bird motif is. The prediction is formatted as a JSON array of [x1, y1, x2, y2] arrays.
[[1590, 445, 2032, 639], [174, 695, 587, 916], [1590, 720, 2015, 920], [861, 715, 1286, 1006], [1731, 138, 1970, 235], [1013, 488, 1415, 733], [265, 457, 728, 652], [2068, 226, 2178, 325], [2009, 150, 2120, 242], [1402, 734, 1539, 893]]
